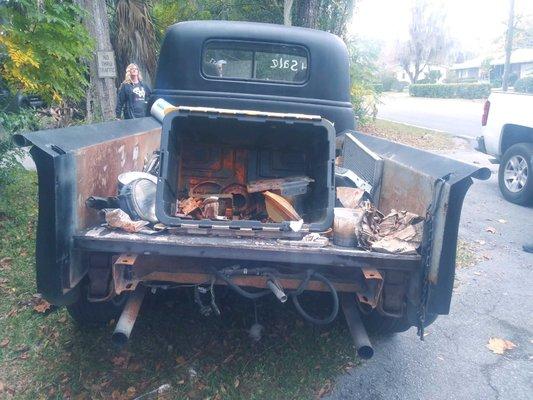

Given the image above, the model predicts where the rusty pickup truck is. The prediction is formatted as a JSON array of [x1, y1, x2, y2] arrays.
[[14, 21, 489, 358]]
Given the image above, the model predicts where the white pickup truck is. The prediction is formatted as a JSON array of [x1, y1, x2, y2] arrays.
[[476, 91, 533, 206]]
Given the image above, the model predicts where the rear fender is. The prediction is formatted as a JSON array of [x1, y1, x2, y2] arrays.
[[352, 133, 490, 316], [14, 118, 161, 305]]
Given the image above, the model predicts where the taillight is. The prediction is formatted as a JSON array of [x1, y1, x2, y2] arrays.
[[481, 100, 490, 126]]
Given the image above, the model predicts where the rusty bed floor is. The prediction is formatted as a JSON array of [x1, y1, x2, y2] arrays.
[[74, 227, 421, 271]]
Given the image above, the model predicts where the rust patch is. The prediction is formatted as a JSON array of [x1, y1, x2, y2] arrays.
[[75, 127, 161, 229]]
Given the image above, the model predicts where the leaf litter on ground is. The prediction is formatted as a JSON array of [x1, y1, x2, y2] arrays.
[[486, 337, 517, 355]]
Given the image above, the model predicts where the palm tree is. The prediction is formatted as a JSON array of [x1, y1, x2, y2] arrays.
[[109, 0, 158, 86]]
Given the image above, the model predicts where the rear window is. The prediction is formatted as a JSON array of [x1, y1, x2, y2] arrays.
[[202, 41, 309, 84]]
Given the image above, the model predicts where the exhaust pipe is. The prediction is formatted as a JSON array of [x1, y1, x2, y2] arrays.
[[112, 286, 147, 347], [267, 279, 288, 303], [341, 293, 374, 359]]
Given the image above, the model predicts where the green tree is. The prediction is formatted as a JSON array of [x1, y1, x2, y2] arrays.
[[0, 0, 93, 104], [109, 0, 159, 84]]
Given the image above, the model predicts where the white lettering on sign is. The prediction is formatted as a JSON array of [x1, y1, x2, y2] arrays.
[[270, 57, 307, 72], [97, 51, 117, 78]]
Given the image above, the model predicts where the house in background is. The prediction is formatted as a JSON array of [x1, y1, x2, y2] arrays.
[[489, 48, 533, 81], [450, 48, 533, 83], [391, 64, 448, 83]]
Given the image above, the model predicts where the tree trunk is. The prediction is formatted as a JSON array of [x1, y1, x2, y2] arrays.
[[294, 0, 320, 29], [502, 0, 515, 92], [284, 0, 294, 26], [76, 0, 117, 122]]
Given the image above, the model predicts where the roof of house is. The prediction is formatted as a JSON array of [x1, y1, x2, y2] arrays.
[[451, 56, 486, 70], [451, 48, 533, 70], [490, 48, 533, 66]]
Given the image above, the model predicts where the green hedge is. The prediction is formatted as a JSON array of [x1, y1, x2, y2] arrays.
[[409, 83, 491, 99], [514, 76, 533, 93]]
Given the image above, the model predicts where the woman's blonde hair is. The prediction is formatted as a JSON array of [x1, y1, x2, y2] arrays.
[[123, 63, 143, 84]]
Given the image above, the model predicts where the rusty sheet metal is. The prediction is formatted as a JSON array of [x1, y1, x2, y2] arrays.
[[355, 133, 490, 315], [75, 127, 161, 229], [356, 268, 383, 309], [76, 227, 421, 271], [379, 158, 433, 216], [112, 253, 364, 295]]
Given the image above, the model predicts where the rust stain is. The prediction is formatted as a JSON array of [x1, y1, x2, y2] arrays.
[[75, 127, 161, 229]]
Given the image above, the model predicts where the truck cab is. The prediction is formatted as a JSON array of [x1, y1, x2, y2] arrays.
[[15, 21, 489, 355]]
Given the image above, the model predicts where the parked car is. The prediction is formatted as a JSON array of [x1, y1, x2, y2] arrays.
[[14, 21, 489, 357], [476, 91, 533, 205]]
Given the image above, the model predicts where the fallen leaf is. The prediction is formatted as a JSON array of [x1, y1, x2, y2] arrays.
[[19, 352, 29, 360], [222, 354, 235, 364], [6, 308, 18, 317], [497, 219, 507, 224], [0, 338, 9, 348], [175, 356, 186, 365], [233, 378, 240, 388], [0, 381, 4, 392], [58, 315, 67, 323], [126, 387, 136, 397], [485, 226, 496, 234], [0, 257, 12, 269], [316, 380, 332, 398], [111, 355, 129, 368], [486, 337, 516, 355], [33, 298, 52, 313]]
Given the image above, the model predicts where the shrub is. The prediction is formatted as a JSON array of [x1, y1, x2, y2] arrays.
[[351, 83, 378, 125], [409, 83, 491, 99], [380, 75, 398, 92], [514, 76, 533, 93], [0, 110, 51, 184]]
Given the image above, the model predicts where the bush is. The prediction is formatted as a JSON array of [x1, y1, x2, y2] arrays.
[[0, 110, 51, 184], [514, 76, 533, 93], [409, 83, 491, 99], [351, 83, 378, 124]]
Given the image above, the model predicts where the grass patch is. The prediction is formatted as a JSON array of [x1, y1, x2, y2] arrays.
[[0, 168, 359, 399], [360, 118, 455, 151]]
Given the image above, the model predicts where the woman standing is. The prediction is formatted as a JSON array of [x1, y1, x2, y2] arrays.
[[115, 63, 152, 119]]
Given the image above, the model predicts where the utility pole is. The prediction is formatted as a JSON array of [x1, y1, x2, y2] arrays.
[[502, 0, 515, 91]]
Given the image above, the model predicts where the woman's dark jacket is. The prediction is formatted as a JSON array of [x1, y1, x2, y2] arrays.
[[115, 81, 152, 119]]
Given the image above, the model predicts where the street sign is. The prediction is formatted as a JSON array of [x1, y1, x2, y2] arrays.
[[97, 51, 117, 78]]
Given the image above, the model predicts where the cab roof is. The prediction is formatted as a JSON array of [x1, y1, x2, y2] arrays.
[[154, 20, 351, 104]]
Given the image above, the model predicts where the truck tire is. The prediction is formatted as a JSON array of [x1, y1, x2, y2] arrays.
[[67, 285, 128, 325], [362, 311, 411, 335], [361, 311, 438, 335], [498, 143, 533, 206]]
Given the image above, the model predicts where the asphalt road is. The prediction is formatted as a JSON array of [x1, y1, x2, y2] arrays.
[[377, 93, 484, 139], [327, 148, 533, 400]]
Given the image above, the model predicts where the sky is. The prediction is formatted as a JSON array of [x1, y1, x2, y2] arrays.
[[349, 0, 533, 57]]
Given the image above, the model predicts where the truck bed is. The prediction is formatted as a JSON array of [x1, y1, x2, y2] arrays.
[[74, 227, 421, 271]]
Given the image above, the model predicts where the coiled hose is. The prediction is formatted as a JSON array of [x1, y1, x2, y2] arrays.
[[213, 268, 339, 325]]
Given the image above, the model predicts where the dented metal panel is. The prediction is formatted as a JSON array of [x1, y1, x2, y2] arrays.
[[14, 118, 162, 305], [353, 132, 490, 315]]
